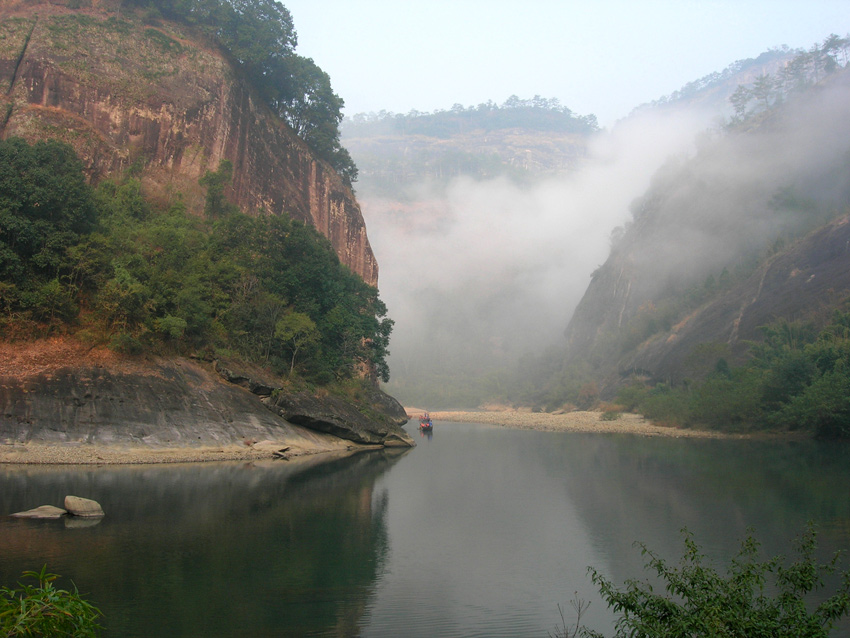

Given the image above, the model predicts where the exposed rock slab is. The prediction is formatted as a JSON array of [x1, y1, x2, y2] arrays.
[[268, 391, 414, 447], [0, 341, 412, 457], [0, 346, 353, 455], [11, 504, 66, 519], [213, 359, 413, 447]]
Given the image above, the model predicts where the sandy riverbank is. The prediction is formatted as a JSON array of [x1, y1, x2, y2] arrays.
[[419, 409, 744, 439], [0, 441, 369, 465]]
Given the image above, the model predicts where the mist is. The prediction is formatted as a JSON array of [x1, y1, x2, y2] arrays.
[[361, 108, 716, 405]]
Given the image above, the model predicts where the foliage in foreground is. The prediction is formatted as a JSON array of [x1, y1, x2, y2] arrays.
[[0, 567, 101, 637], [565, 526, 850, 638]]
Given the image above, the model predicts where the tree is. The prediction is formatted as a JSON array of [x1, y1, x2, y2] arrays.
[[584, 526, 850, 638], [729, 84, 751, 120], [0, 137, 97, 285], [275, 310, 319, 374], [198, 159, 237, 218], [751, 74, 777, 112], [775, 365, 850, 438]]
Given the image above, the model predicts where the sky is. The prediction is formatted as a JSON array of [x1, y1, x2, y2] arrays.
[[282, 0, 850, 127]]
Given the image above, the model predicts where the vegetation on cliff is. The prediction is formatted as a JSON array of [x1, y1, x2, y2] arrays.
[[727, 34, 850, 121], [617, 311, 850, 438], [122, 0, 358, 184], [0, 137, 392, 383]]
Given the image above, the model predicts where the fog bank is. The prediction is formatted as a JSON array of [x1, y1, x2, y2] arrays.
[[362, 109, 715, 404]]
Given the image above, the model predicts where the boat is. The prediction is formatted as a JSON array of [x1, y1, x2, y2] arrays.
[[419, 414, 433, 432]]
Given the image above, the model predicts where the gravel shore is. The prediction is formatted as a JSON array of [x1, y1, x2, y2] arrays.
[[423, 409, 741, 438]]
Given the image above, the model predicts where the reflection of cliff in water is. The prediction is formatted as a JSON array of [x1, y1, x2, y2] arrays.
[[0, 448, 409, 638], [538, 434, 850, 588]]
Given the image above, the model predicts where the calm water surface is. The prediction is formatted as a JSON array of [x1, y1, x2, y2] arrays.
[[2, 421, 850, 637]]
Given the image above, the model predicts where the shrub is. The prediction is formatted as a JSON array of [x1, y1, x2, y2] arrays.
[[583, 525, 850, 638], [0, 566, 102, 637]]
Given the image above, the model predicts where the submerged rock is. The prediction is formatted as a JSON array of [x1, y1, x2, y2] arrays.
[[65, 516, 103, 529], [64, 495, 104, 518]]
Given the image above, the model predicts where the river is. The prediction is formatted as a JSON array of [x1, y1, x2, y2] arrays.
[[2, 421, 850, 637]]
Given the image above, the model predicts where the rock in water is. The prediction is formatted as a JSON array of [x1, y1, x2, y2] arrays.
[[10, 505, 67, 519], [64, 496, 104, 518]]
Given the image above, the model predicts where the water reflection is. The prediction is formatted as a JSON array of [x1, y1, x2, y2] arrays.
[[548, 435, 850, 585], [3, 428, 850, 637], [0, 448, 409, 638]]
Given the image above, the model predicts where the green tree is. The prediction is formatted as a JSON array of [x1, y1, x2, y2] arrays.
[[775, 365, 850, 438], [275, 310, 319, 374], [729, 84, 752, 119], [198, 159, 237, 218], [0, 137, 97, 290]]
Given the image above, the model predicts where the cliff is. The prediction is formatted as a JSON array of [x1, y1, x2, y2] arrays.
[[0, 339, 413, 454], [616, 215, 850, 386], [0, 4, 378, 285]]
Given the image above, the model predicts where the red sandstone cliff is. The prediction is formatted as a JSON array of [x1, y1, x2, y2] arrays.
[[0, 3, 378, 285]]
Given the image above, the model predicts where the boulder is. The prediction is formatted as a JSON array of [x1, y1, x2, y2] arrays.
[[64, 495, 104, 518], [10, 505, 67, 519], [269, 391, 414, 447]]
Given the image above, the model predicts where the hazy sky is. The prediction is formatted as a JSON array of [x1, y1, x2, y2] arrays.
[[283, 0, 850, 127]]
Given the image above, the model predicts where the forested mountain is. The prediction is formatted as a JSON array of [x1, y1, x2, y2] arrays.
[[550, 42, 850, 437]]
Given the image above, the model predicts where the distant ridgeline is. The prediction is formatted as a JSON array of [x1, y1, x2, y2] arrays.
[[343, 96, 599, 137], [341, 96, 599, 192], [124, 0, 358, 185], [631, 34, 850, 118]]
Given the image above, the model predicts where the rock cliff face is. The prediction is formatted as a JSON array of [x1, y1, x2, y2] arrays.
[[0, 4, 377, 285], [0, 339, 413, 451], [618, 215, 850, 385]]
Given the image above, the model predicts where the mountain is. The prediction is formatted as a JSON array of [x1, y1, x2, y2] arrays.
[[0, 2, 411, 452], [564, 67, 850, 389]]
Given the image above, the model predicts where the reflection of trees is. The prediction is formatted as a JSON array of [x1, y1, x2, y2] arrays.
[[533, 435, 850, 589], [0, 449, 408, 637]]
